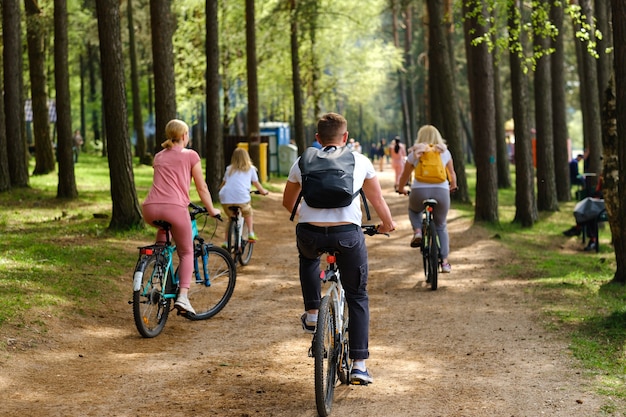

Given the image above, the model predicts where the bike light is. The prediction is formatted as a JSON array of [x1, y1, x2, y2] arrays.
[[327, 255, 336, 263], [140, 248, 154, 255]]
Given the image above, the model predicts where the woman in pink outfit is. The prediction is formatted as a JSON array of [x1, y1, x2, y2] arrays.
[[389, 136, 407, 191], [142, 119, 221, 315]]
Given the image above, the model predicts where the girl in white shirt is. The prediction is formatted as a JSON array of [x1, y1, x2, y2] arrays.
[[219, 148, 268, 244]]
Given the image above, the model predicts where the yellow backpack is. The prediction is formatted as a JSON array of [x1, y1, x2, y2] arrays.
[[414, 145, 447, 183]]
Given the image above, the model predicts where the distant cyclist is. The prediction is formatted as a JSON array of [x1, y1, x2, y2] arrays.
[[218, 147, 268, 247], [142, 119, 221, 315], [397, 125, 457, 273]]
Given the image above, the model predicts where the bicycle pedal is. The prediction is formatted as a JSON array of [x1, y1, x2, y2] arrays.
[[350, 380, 370, 386]]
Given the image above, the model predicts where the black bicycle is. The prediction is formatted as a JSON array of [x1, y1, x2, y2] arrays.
[[420, 198, 442, 290]]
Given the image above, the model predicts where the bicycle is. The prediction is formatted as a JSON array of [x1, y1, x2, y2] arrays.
[[420, 198, 442, 290], [131, 202, 237, 338], [311, 224, 385, 417], [225, 190, 266, 266]]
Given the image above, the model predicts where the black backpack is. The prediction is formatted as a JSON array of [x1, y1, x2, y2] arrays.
[[290, 146, 370, 221]]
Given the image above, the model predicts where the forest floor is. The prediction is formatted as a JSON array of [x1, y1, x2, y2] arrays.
[[1, 167, 620, 416]]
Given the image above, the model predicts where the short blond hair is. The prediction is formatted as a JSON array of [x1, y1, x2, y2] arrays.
[[161, 119, 189, 149]]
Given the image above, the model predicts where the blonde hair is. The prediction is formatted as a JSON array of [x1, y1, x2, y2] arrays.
[[227, 147, 254, 174], [415, 125, 446, 147], [161, 119, 189, 149]]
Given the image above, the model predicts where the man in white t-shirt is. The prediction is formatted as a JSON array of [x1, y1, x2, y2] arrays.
[[282, 112, 396, 385]]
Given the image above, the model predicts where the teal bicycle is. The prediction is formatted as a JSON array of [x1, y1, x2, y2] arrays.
[[131, 202, 237, 338]]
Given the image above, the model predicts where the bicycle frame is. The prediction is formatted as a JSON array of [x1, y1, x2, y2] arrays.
[[421, 198, 441, 290], [226, 205, 254, 266], [320, 254, 347, 347], [134, 240, 177, 300]]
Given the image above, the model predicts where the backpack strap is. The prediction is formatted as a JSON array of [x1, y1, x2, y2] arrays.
[[360, 190, 371, 221], [290, 191, 302, 222]]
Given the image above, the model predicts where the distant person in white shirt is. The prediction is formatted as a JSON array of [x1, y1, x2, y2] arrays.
[[219, 148, 268, 245]]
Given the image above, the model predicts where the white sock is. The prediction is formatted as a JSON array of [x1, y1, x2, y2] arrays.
[[352, 360, 366, 371], [306, 313, 317, 324]]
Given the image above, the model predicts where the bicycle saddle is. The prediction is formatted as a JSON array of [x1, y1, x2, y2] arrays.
[[153, 220, 171, 230]]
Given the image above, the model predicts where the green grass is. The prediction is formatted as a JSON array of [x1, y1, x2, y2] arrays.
[[1, 156, 625, 408]]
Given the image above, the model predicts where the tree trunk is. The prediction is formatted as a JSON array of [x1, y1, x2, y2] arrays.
[[88, 43, 101, 147], [392, 1, 411, 144], [404, 3, 416, 143], [290, 0, 306, 153], [54, 0, 78, 199], [245, 0, 261, 169], [0, 50, 9, 192], [426, 0, 470, 204], [25, 0, 55, 176], [609, 0, 626, 283], [463, 0, 498, 222], [3, 0, 29, 188], [96, 0, 143, 230], [206, 0, 224, 198], [150, 0, 177, 156], [595, 0, 612, 109], [577, 0, 603, 189], [533, 0, 559, 212], [509, 1, 538, 227], [550, 2, 571, 202], [493, 56, 511, 189], [127, 0, 149, 165]]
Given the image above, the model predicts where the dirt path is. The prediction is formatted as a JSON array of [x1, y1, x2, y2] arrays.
[[0, 169, 611, 416]]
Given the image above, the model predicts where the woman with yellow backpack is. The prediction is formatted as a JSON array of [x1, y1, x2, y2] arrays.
[[397, 125, 457, 273]]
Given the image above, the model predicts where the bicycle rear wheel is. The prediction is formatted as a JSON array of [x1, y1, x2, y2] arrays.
[[428, 221, 439, 290], [337, 302, 350, 385], [132, 254, 171, 338], [314, 296, 338, 417], [420, 223, 428, 279], [187, 245, 237, 320], [238, 222, 254, 266], [227, 219, 239, 260]]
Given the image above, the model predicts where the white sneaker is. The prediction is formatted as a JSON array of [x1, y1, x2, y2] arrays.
[[174, 294, 196, 315]]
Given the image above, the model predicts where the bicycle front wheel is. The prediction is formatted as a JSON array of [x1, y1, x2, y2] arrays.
[[188, 245, 237, 320], [428, 221, 439, 290], [238, 222, 254, 266], [314, 296, 338, 417], [132, 254, 171, 338]]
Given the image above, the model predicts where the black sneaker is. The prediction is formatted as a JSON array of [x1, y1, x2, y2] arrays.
[[300, 313, 316, 334]]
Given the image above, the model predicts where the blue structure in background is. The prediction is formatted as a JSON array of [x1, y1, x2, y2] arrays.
[[260, 122, 291, 175]]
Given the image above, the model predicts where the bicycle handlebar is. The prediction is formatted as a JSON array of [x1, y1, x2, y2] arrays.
[[362, 224, 389, 237], [188, 202, 223, 222]]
